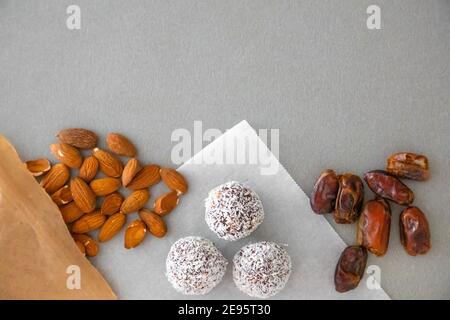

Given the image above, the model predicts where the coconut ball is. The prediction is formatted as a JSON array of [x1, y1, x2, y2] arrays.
[[166, 236, 228, 295], [233, 241, 292, 298], [205, 181, 264, 241]]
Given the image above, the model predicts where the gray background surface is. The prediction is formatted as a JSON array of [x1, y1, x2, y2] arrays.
[[0, 0, 449, 299]]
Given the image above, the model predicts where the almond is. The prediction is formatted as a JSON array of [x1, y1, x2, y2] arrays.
[[120, 189, 150, 214], [51, 185, 73, 206], [40, 163, 70, 194], [79, 156, 99, 182], [124, 220, 146, 249], [139, 208, 167, 238], [122, 158, 141, 187], [60, 201, 84, 223], [71, 210, 106, 233], [72, 233, 99, 257], [50, 143, 83, 168], [57, 128, 98, 149], [98, 213, 126, 242], [106, 133, 137, 157], [75, 240, 86, 256], [101, 192, 124, 215], [160, 168, 188, 195], [89, 177, 121, 196], [93, 148, 123, 177], [25, 158, 51, 176], [127, 164, 160, 190], [70, 177, 97, 213], [154, 190, 179, 216]]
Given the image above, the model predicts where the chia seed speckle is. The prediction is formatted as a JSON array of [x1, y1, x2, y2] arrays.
[[166, 236, 228, 295], [205, 181, 264, 241], [233, 241, 292, 298]]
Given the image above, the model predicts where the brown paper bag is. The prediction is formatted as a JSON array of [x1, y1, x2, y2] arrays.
[[0, 135, 116, 299]]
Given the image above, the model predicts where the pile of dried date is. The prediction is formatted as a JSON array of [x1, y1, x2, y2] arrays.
[[310, 152, 431, 293], [25, 128, 188, 257]]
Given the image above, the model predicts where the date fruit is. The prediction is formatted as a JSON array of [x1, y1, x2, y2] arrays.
[[386, 152, 429, 181], [310, 169, 339, 214], [357, 198, 391, 256], [334, 173, 364, 224], [399, 206, 431, 256], [364, 170, 414, 205], [334, 245, 368, 293]]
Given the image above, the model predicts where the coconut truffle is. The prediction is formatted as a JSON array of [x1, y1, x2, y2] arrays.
[[205, 181, 264, 241], [166, 236, 228, 295], [233, 241, 292, 298]]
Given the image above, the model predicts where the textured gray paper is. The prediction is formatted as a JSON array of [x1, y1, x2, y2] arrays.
[[92, 120, 389, 299], [1, 1, 449, 299]]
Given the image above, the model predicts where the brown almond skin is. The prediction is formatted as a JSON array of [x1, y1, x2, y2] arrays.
[[124, 220, 147, 249], [51, 185, 73, 206], [139, 209, 167, 238], [89, 177, 121, 196], [310, 169, 339, 214], [101, 192, 124, 216], [50, 143, 83, 168], [386, 152, 429, 181], [399, 206, 431, 256], [70, 177, 97, 213], [160, 168, 188, 194], [57, 128, 98, 149], [40, 163, 70, 194], [79, 156, 99, 182], [71, 210, 106, 233], [356, 198, 391, 256], [122, 158, 141, 187], [120, 189, 150, 214], [93, 148, 123, 178], [98, 213, 127, 242], [154, 191, 179, 216], [106, 133, 137, 157], [127, 164, 161, 190], [364, 170, 414, 205], [72, 233, 99, 257], [26, 158, 51, 176], [75, 240, 86, 255], [60, 201, 84, 223]]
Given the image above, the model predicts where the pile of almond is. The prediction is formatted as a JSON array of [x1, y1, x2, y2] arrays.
[[25, 128, 188, 257]]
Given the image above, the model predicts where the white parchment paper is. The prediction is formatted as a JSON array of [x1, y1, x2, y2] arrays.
[[92, 120, 389, 299]]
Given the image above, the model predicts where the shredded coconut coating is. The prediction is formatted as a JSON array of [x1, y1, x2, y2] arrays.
[[205, 181, 264, 241], [166, 236, 228, 295], [233, 241, 292, 298]]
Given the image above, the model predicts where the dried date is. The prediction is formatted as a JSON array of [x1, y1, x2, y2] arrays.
[[386, 152, 429, 181], [357, 198, 391, 256], [334, 173, 364, 224], [399, 206, 431, 256], [364, 170, 414, 205], [334, 245, 368, 293], [310, 169, 339, 214]]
